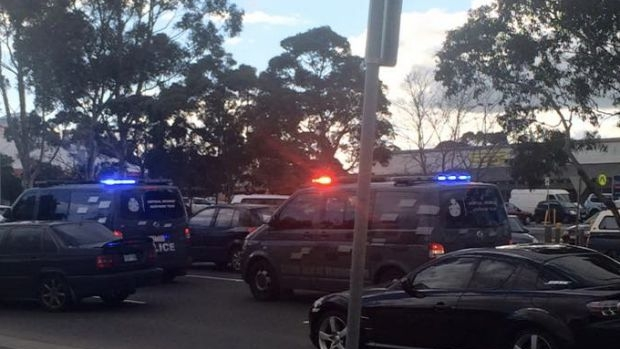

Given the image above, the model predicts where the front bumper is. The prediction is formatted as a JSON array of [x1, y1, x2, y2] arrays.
[[68, 267, 163, 298]]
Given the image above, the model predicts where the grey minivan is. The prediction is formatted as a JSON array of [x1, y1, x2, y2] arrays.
[[240, 176, 510, 300]]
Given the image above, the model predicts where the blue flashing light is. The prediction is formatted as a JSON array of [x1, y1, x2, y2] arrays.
[[435, 173, 471, 182], [100, 179, 136, 185]]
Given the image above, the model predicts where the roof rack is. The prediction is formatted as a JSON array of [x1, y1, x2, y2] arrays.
[[390, 176, 435, 186]]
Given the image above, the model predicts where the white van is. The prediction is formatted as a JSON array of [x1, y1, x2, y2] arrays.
[[510, 189, 571, 214]]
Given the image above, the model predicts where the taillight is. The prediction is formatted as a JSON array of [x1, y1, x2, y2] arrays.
[[428, 242, 445, 258], [184, 227, 191, 240], [146, 247, 157, 264], [113, 230, 123, 238], [96, 255, 115, 269], [587, 300, 620, 317], [247, 227, 257, 234]]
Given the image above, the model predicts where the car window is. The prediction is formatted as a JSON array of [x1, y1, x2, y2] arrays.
[[598, 216, 619, 230], [37, 190, 71, 220], [468, 259, 518, 290], [321, 192, 355, 229], [275, 193, 321, 229], [441, 187, 507, 229], [215, 208, 237, 228], [0, 227, 42, 254], [250, 207, 274, 225], [511, 264, 540, 290], [192, 208, 216, 226], [12, 191, 36, 221], [412, 258, 477, 289], [537, 268, 573, 290], [52, 222, 116, 247], [68, 190, 114, 223], [546, 254, 620, 287], [508, 217, 523, 232], [371, 190, 437, 230]]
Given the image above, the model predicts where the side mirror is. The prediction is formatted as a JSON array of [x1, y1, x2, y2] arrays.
[[400, 277, 424, 297]]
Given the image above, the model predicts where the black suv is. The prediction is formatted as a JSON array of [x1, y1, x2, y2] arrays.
[[241, 175, 510, 300], [5, 179, 190, 281]]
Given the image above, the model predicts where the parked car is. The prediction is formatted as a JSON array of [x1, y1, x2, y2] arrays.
[[510, 188, 571, 214], [4, 179, 190, 282], [584, 193, 613, 217], [0, 205, 11, 222], [533, 200, 585, 223], [189, 204, 273, 271], [504, 202, 533, 225], [507, 215, 538, 244], [242, 174, 510, 300], [0, 221, 161, 311], [309, 245, 620, 349], [587, 209, 620, 259]]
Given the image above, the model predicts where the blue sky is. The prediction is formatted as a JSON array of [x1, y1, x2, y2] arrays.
[[225, 0, 477, 73]]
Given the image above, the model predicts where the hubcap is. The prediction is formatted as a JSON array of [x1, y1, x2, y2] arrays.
[[255, 269, 271, 291], [41, 278, 67, 309], [231, 250, 242, 272], [513, 333, 553, 349], [318, 315, 347, 349]]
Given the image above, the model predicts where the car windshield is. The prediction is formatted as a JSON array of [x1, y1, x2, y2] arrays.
[[560, 201, 577, 208], [508, 217, 523, 232], [547, 254, 620, 287], [52, 222, 116, 247]]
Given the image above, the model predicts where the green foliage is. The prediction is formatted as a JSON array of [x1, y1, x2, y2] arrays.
[[246, 26, 394, 190], [0, 154, 22, 204]]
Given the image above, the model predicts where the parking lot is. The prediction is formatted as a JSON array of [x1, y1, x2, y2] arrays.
[[0, 264, 318, 349]]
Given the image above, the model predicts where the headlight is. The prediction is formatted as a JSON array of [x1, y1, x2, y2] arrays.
[[569, 210, 577, 215]]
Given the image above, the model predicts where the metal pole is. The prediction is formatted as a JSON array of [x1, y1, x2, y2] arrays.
[[346, 1, 384, 348]]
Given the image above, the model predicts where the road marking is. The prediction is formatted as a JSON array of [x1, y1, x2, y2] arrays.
[[0, 333, 85, 349], [124, 299, 147, 305], [186, 274, 244, 282]]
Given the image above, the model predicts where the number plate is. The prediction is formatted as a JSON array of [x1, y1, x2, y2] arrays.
[[123, 254, 138, 262]]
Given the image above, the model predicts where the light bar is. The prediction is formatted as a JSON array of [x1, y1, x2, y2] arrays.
[[100, 179, 136, 185], [312, 176, 333, 185], [435, 173, 471, 182]]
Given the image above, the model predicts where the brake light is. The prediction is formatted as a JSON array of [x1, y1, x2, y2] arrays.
[[587, 300, 620, 317], [428, 242, 445, 258], [312, 176, 333, 185], [184, 227, 191, 240], [112, 230, 123, 238], [248, 226, 257, 234], [96, 255, 115, 269]]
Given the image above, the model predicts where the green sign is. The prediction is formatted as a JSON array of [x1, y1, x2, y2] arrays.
[[598, 173, 608, 186]]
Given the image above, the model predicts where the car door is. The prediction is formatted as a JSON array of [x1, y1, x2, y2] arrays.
[[365, 257, 477, 349], [188, 207, 217, 260], [0, 226, 45, 298], [453, 257, 521, 349], [267, 192, 322, 290], [202, 207, 240, 262]]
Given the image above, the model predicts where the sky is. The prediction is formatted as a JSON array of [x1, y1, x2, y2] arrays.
[[222, 0, 620, 148]]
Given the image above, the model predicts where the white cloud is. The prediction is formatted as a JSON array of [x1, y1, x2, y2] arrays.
[[471, 0, 495, 9], [243, 11, 307, 26], [224, 37, 243, 46]]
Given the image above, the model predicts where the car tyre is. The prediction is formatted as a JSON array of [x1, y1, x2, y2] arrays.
[[101, 290, 131, 305], [229, 246, 242, 273], [313, 311, 348, 349], [162, 270, 177, 283], [509, 329, 560, 349], [38, 274, 74, 312], [248, 260, 280, 301]]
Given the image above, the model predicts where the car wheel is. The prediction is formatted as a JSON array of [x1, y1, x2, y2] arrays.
[[162, 270, 177, 283], [38, 274, 74, 312], [510, 329, 559, 349], [229, 246, 242, 273], [314, 311, 347, 349], [101, 290, 131, 305], [375, 267, 405, 285], [248, 260, 280, 301]]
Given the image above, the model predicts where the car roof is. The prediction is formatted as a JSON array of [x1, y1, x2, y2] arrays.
[[26, 183, 179, 191], [296, 181, 495, 193], [447, 244, 597, 264], [0, 221, 100, 227]]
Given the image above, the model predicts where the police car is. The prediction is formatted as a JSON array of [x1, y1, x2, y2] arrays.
[[5, 179, 190, 282], [241, 173, 510, 300]]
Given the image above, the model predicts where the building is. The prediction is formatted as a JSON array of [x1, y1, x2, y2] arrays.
[[372, 138, 620, 201]]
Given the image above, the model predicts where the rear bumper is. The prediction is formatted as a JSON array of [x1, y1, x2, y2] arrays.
[[576, 319, 620, 348], [67, 268, 163, 298]]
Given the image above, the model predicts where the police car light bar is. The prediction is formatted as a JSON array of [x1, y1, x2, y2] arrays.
[[100, 179, 137, 185], [435, 174, 471, 182]]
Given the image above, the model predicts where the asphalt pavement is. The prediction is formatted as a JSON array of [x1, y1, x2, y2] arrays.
[[0, 264, 319, 349]]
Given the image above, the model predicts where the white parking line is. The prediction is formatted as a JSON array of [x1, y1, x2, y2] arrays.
[[124, 299, 147, 305], [186, 274, 244, 282]]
